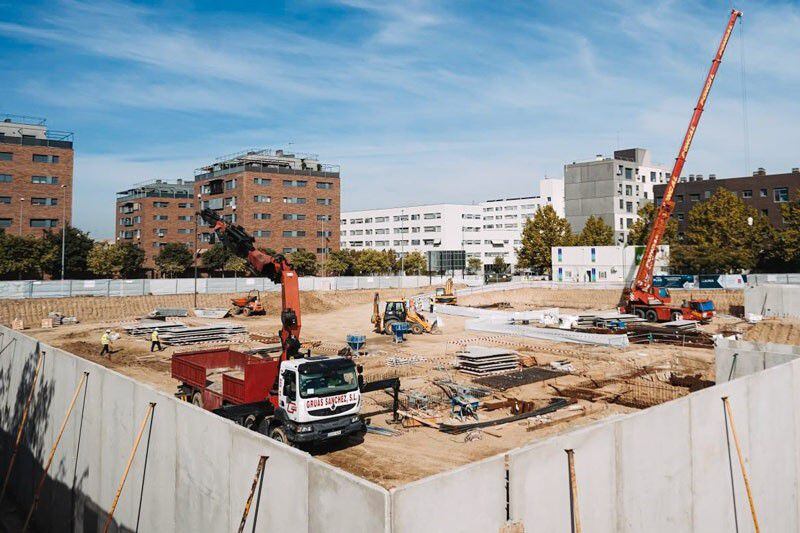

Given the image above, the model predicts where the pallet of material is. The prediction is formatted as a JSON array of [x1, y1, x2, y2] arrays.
[[124, 321, 187, 336], [456, 345, 519, 376], [661, 319, 699, 330]]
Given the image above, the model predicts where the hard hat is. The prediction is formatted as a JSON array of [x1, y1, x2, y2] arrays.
[[105, 329, 111, 333], [154, 328, 159, 331]]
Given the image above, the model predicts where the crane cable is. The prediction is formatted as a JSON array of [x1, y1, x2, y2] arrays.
[[737, 9, 751, 176]]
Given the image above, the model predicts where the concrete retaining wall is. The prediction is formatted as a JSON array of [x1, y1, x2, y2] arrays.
[[715, 337, 800, 382], [745, 283, 800, 318], [0, 327, 390, 532]]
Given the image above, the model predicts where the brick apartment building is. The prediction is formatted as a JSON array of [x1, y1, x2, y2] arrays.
[[0, 114, 74, 236], [115, 179, 195, 269], [654, 168, 800, 233], [193, 149, 340, 259]]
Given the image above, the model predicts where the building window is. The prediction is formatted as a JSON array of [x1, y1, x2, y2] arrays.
[[316, 182, 333, 189], [0, 152, 11, 161], [253, 178, 271, 186], [317, 230, 332, 237], [177, 228, 192, 234], [625, 185, 632, 196], [317, 247, 331, 254], [742, 190, 752, 199], [254, 230, 271, 237], [153, 214, 168, 221], [0, 174, 11, 183], [760, 188, 767, 198], [317, 198, 332, 206], [32, 154, 59, 163], [254, 195, 272, 203], [153, 201, 169, 208], [253, 213, 271, 220], [283, 214, 306, 221], [283, 180, 307, 187], [626, 201, 633, 213], [0, 196, 9, 204], [650, 171, 656, 182], [410, 214, 420, 220], [689, 194, 700, 202], [317, 214, 332, 221], [178, 202, 193, 208], [31, 197, 58, 206], [626, 218, 633, 228], [30, 219, 58, 228], [283, 197, 306, 204], [423, 213, 441, 219], [153, 228, 167, 236], [675, 194, 683, 203], [283, 247, 302, 253], [31, 175, 58, 185], [375, 216, 389, 222], [774, 188, 789, 203], [224, 197, 235, 207], [283, 230, 306, 237], [703, 190, 711, 199], [0, 219, 10, 228], [590, 248, 596, 262], [224, 179, 236, 190], [677, 213, 684, 221], [178, 215, 192, 221], [624, 168, 633, 180]]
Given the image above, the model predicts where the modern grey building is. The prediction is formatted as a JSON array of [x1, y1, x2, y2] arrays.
[[564, 148, 670, 243]]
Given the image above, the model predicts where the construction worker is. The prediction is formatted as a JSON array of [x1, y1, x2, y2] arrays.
[[151, 328, 163, 352], [100, 329, 112, 357]]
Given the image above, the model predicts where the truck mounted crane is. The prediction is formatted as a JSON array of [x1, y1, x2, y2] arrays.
[[170, 209, 367, 448], [621, 9, 741, 323]]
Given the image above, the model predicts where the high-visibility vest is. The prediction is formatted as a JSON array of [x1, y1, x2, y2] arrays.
[[151, 331, 159, 342], [101, 333, 110, 345]]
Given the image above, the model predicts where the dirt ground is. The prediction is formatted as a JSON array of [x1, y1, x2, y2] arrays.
[[17, 286, 739, 488]]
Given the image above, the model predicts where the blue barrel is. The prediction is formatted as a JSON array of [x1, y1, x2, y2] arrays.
[[346, 334, 366, 352]]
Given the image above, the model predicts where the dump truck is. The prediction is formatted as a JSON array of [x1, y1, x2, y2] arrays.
[[172, 347, 366, 446]]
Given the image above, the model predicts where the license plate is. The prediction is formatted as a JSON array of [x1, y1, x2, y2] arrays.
[[327, 430, 342, 437]]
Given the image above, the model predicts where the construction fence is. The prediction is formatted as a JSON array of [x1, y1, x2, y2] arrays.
[[0, 275, 485, 300]]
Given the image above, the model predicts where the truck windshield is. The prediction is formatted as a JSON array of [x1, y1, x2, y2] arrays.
[[298, 361, 358, 399]]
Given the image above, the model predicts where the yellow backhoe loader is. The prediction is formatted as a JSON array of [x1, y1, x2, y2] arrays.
[[433, 277, 457, 305], [372, 293, 438, 335]]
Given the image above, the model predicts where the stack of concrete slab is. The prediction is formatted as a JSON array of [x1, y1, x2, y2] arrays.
[[123, 320, 187, 336], [158, 323, 247, 345], [575, 312, 643, 328], [456, 345, 519, 376]]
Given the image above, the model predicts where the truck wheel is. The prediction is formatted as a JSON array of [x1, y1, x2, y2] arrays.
[[243, 414, 258, 430], [671, 311, 683, 322], [242, 307, 252, 317], [410, 323, 424, 335], [384, 320, 397, 336], [191, 392, 204, 409], [645, 309, 658, 322], [634, 308, 645, 319], [231, 306, 242, 315], [269, 426, 289, 444]]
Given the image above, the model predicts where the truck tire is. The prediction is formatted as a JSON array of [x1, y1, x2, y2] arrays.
[[242, 307, 252, 317], [243, 414, 258, 430], [634, 308, 645, 319], [671, 311, 683, 322], [645, 309, 658, 322], [410, 323, 424, 335], [191, 392, 204, 409], [269, 426, 289, 445], [231, 306, 243, 315], [384, 320, 397, 336]]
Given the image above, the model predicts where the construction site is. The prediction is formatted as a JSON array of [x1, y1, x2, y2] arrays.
[[2, 7, 800, 533]]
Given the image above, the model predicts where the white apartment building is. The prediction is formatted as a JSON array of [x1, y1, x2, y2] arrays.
[[341, 178, 565, 270], [564, 148, 669, 244], [340, 203, 484, 268], [479, 178, 564, 266]]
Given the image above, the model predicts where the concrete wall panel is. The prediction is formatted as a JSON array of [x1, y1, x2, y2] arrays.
[[617, 399, 693, 532], [309, 460, 389, 533], [391, 455, 505, 533], [508, 420, 618, 532]]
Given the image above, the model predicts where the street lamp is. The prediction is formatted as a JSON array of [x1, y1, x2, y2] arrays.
[[193, 193, 201, 308], [61, 184, 67, 281], [400, 208, 405, 276], [18, 197, 24, 236]]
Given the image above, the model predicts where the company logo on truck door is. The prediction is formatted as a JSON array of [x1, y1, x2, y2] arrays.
[[305, 392, 358, 409]]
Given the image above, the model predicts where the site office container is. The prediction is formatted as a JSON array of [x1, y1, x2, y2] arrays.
[[171, 347, 279, 410]]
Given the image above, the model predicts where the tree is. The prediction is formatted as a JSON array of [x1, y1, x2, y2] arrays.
[[201, 244, 231, 275], [403, 251, 427, 275], [224, 256, 249, 276], [354, 249, 390, 275], [516, 205, 574, 275], [0, 233, 54, 279], [775, 191, 800, 271], [87, 242, 123, 278], [492, 255, 508, 273], [326, 249, 358, 276], [41, 225, 94, 278], [289, 250, 319, 276], [577, 215, 614, 246], [117, 242, 145, 278], [670, 189, 775, 273], [467, 257, 483, 274], [384, 249, 400, 274], [627, 202, 678, 246], [154, 243, 193, 277]]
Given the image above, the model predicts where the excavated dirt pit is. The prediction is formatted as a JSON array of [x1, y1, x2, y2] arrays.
[[12, 285, 759, 488]]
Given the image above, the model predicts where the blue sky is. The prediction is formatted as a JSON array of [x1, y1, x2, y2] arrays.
[[1, 0, 798, 238]]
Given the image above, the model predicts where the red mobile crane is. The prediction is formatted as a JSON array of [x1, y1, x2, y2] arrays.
[[622, 9, 742, 323]]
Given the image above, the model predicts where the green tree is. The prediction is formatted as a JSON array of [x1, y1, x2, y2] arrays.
[[41, 225, 94, 278], [289, 250, 319, 276], [627, 202, 678, 246], [354, 249, 390, 275], [224, 256, 249, 275], [326, 249, 357, 276], [117, 242, 145, 278], [0, 233, 54, 279], [467, 257, 483, 274], [670, 189, 775, 273], [492, 255, 508, 273], [87, 242, 123, 278], [577, 215, 614, 246], [403, 251, 427, 275], [201, 243, 231, 275], [516, 205, 574, 275], [154, 243, 193, 277], [775, 191, 800, 271], [384, 249, 400, 274]]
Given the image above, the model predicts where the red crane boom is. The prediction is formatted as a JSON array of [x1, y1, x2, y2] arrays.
[[626, 9, 741, 319]]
